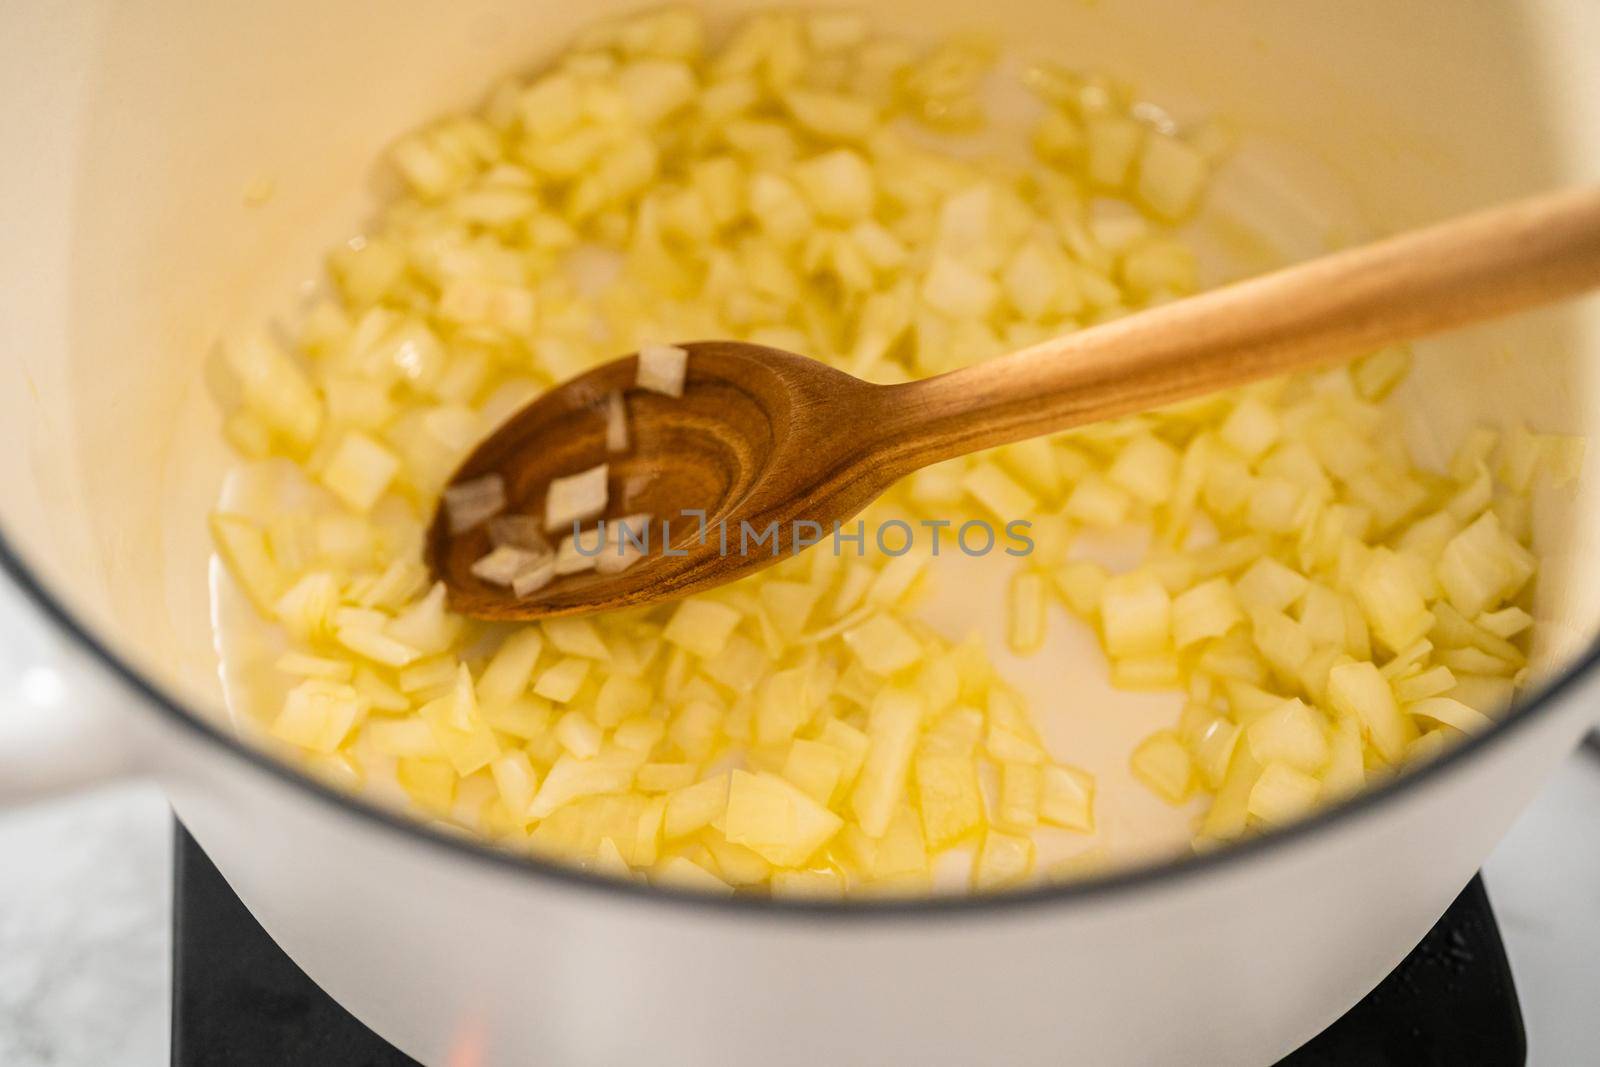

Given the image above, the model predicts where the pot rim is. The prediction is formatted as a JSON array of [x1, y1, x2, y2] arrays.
[[2, 520, 1590, 920]]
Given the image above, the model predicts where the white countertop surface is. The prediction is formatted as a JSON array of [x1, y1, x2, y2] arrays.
[[2, 584, 1598, 1065]]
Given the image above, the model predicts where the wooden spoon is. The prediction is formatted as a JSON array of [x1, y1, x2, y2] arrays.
[[430, 186, 1600, 620]]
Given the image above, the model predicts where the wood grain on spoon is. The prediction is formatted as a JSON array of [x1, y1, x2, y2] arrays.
[[430, 186, 1600, 620]]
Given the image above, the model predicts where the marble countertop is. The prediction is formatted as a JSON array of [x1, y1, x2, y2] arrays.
[[0, 784, 170, 1066], [2, 573, 1598, 1064]]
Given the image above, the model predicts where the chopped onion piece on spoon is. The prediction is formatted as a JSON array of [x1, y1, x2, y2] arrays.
[[544, 464, 609, 532], [443, 474, 506, 533], [487, 514, 552, 555], [472, 544, 547, 587], [597, 513, 653, 574], [636, 343, 688, 397], [555, 528, 604, 575], [604, 391, 629, 453], [512, 556, 557, 597]]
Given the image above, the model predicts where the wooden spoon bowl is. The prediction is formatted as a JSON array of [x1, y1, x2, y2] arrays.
[[427, 342, 889, 620]]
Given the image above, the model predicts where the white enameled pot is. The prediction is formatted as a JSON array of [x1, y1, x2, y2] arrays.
[[2, 1, 1599, 1064]]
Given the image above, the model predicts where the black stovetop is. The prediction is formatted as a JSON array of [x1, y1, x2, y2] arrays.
[[170, 823, 1525, 1066]]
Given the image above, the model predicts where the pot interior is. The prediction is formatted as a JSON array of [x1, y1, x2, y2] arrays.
[[2, 0, 1598, 864]]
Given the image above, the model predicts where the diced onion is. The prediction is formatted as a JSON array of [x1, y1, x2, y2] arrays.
[[1129, 730, 1192, 802], [471, 545, 540, 587], [1246, 762, 1320, 824], [543, 616, 611, 660], [534, 657, 591, 703], [1407, 696, 1493, 734], [663, 599, 741, 658], [443, 474, 506, 533], [1100, 571, 1170, 657], [596, 513, 652, 575], [554, 530, 602, 575], [604, 391, 630, 453], [1007, 572, 1048, 655], [636, 343, 689, 397], [321, 431, 400, 513], [487, 514, 552, 555], [544, 464, 610, 532], [1244, 698, 1330, 773], [271, 679, 367, 753], [507, 557, 556, 597]]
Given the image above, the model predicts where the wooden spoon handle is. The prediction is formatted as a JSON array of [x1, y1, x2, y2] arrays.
[[876, 186, 1600, 466]]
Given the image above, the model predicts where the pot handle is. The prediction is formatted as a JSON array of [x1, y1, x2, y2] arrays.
[[0, 582, 142, 807]]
